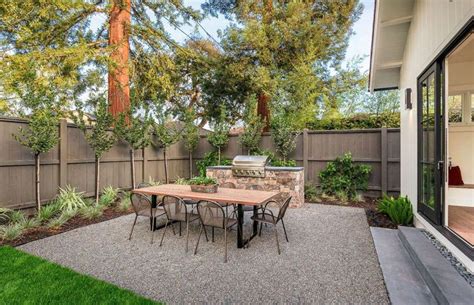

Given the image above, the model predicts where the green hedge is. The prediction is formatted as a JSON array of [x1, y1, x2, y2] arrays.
[[307, 113, 400, 130]]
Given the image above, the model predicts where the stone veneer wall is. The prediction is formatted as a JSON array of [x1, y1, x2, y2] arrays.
[[206, 166, 305, 208]]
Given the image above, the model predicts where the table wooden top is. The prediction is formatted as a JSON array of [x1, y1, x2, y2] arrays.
[[132, 184, 278, 206]]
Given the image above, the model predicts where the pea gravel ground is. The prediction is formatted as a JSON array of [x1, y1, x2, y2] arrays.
[[19, 204, 389, 305]]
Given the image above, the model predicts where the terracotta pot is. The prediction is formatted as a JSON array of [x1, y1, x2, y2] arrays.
[[190, 184, 218, 193]]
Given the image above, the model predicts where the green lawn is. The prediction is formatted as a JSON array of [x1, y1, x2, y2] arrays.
[[0, 246, 159, 305]]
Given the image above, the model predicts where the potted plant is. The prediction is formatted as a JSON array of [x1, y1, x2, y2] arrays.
[[188, 177, 219, 193]]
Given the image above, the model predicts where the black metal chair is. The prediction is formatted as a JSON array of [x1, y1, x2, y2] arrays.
[[136, 182, 153, 189], [249, 194, 292, 254], [194, 200, 237, 263], [244, 184, 265, 212], [129, 193, 166, 244], [160, 195, 200, 253]]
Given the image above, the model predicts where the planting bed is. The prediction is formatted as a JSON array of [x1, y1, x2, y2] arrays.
[[0, 208, 132, 247]]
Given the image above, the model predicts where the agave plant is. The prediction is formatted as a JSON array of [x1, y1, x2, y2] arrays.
[[99, 186, 118, 207], [56, 185, 87, 212], [0, 223, 24, 241]]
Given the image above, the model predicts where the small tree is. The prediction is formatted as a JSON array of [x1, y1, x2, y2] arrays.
[[75, 97, 115, 204], [240, 98, 264, 154], [154, 119, 181, 184], [115, 111, 152, 189], [208, 106, 230, 165], [181, 109, 200, 178], [13, 108, 59, 211], [271, 114, 299, 163]]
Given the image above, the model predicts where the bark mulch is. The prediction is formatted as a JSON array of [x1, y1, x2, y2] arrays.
[[0, 208, 132, 247], [308, 198, 398, 229]]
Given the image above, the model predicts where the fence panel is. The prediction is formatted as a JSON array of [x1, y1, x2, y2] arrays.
[[0, 117, 400, 209]]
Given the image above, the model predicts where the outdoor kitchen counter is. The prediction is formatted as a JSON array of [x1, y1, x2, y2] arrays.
[[207, 166, 305, 208]]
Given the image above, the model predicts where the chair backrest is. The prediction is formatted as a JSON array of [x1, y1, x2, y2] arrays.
[[220, 182, 236, 189], [137, 182, 152, 189], [161, 195, 187, 220], [130, 193, 152, 215], [264, 194, 292, 222], [196, 200, 226, 228], [246, 184, 264, 191]]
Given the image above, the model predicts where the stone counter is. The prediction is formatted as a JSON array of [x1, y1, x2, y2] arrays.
[[206, 166, 305, 208]]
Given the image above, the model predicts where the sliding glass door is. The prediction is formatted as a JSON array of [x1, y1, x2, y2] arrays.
[[418, 63, 444, 225]]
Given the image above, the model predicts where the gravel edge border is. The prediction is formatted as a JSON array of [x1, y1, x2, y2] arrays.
[[421, 230, 473, 287]]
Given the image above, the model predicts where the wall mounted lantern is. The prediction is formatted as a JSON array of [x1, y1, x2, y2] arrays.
[[405, 88, 412, 110]]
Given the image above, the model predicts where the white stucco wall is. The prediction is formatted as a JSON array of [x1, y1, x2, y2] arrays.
[[398, 0, 474, 270]]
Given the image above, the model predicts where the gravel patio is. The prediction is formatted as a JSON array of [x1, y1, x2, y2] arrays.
[[19, 204, 389, 305]]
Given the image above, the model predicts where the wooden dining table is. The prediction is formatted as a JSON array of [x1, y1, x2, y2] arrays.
[[132, 184, 278, 248]]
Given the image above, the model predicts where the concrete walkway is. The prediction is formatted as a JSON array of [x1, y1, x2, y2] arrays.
[[19, 204, 389, 305]]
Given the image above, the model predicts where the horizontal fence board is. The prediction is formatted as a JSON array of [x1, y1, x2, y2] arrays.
[[0, 117, 401, 208]]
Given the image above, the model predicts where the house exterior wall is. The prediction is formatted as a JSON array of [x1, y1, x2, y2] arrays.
[[399, 0, 474, 270]]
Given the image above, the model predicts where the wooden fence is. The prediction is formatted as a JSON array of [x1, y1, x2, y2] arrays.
[[0, 116, 400, 209]]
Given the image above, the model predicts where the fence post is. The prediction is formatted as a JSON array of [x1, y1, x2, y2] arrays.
[[381, 127, 388, 195], [59, 119, 68, 189], [303, 128, 309, 183], [142, 147, 149, 183]]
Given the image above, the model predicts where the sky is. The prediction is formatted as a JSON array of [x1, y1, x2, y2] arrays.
[[168, 0, 375, 72]]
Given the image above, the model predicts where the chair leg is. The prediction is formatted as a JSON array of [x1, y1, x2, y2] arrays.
[[273, 223, 281, 255], [281, 218, 289, 242], [171, 221, 176, 235], [160, 219, 169, 247], [194, 223, 204, 255], [129, 215, 138, 240], [212, 227, 215, 243], [185, 219, 190, 253], [179, 222, 182, 236], [224, 227, 228, 263], [259, 222, 263, 237], [203, 225, 209, 242]]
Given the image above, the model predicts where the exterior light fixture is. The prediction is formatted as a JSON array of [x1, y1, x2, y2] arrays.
[[405, 88, 412, 110]]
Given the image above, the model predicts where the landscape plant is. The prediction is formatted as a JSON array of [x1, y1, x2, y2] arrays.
[[188, 177, 218, 186], [13, 108, 59, 211], [378, 195, 413, 226], [319, 153, 372, 200], [196, 151, 232, 177], [154, 118, 181, 184], [240, 97, 264, 154], [208, 106, 230, 165], [181, 109, 200, 178], [55, 185, 87, 213], [79, 205, 104, 220], [271, 114, 299, 163], [115, 111, 152, 189], [0, 224, 24, 241], [99, 186, 119, 207], [74, 96, 116, 204], [36, 201, 62, 223]]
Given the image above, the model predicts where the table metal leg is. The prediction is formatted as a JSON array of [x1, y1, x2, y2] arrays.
[[237, 204, 244, 248], [150, 195, 157, 231]]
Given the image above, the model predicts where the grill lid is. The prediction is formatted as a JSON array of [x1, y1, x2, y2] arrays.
[[231, 155, 269, 178], [232, 155, 269, 167]]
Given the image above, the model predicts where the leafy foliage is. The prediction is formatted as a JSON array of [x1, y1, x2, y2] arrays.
[[56, 185, 87, 213], [79, 205, 104, 220], [240, 97, 264, 154], [196, 151, 232, 177], [308, 112, 400, 130], [174, 177, 189, 185], [12, 108, 59, 155], [208, 106, 230, 164], [99, 186, 119, 207], [37, 201, 62, 223], [271, 114, 299, 162], [8, 210, 26, 224], [153, 120, 181, 150], [181, 109, 200, 153], [188, 177, 218, 186], [115, 111, 153, 151], [319, 153, 372, 200], [47, 210, 77, 230], [116, 191, 132, 212], [0, 223, 24, 241], [378, 195, 413, 226]]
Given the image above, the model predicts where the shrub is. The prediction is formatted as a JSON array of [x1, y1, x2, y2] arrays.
[[37, 201, 62, 223], [271, 159, 297, 167], [307, 112, 400, 130], [99, 186, 118, 207], [251, 148, 296, 167], [378, 195, 413, 226], [174, 177, 189, 185], [0, 223, 24, 240], [8, 210, 26, 224], [304, 184, 320, 202], [18, 217, 41, 230], [56, 185, 87, 212], [79, 205, 104, 220], [47, 210, 77, 229], [270, 114, 299, 162], [117, 194, 131, 212], [319, 153, 371, 200], [188, 176, 218, 186], [196, 151, 231, 177], [0, 208, 13, 224]]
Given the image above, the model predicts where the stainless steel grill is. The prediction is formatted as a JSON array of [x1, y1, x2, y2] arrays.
[[231, 155, 270, 178]]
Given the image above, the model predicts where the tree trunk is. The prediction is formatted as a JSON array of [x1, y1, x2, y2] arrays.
[[130, 148, 136, 189], [189, 151, 193, 179], [218, 148, 221, 166], [95, 156, 100, 205], [108, 0, 131, 119], [257, 92, 271, 132], [34, 153, 41, 211], [163, 148, 168, 184]]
